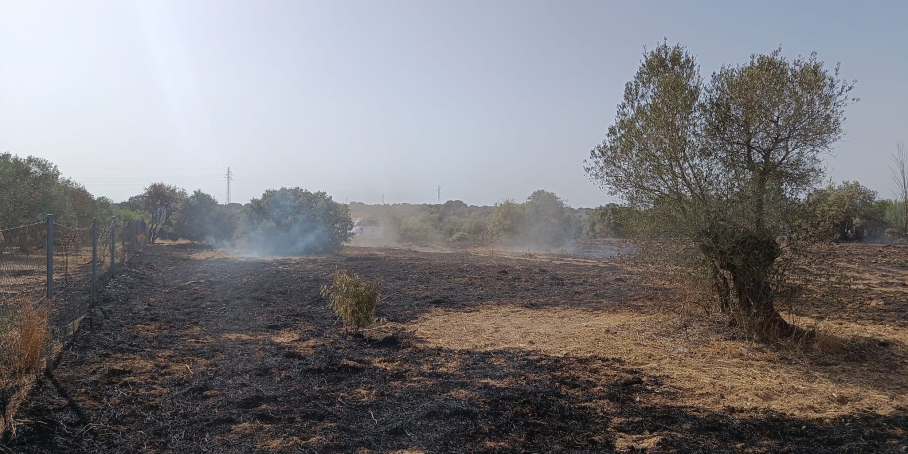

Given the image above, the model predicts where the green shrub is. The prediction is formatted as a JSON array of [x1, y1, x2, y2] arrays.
[[449, 231, 469, 242], [321, 269, 382, 331]]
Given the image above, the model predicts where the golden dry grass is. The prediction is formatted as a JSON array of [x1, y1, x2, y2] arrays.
[[0, 296, 50, 377], [413, 305, 907, 418]]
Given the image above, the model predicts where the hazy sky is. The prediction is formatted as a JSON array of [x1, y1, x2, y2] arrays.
[[1, 1, 906, 207]]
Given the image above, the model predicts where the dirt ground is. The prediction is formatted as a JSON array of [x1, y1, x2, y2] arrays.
[[2, 242, 906, 453]]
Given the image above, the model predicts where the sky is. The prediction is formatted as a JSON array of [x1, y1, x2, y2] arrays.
[[0, 1, 906, 208]]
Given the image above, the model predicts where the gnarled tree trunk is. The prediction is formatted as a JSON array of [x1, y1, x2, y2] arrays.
[[700, 224, 793, 340]]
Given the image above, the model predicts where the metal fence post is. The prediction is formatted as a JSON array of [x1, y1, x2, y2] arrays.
[[91, 218, 98, 303], [110, 217, 116, 277], [46, 213, 54, 299]]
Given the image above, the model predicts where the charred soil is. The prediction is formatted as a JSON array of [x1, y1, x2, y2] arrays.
[[3, 243, 906, 453]]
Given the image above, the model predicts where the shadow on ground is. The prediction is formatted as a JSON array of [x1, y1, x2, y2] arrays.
[[2, 244, 905, 453]]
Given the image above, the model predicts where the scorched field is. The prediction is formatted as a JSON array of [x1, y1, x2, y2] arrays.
[[3, 242, 907, 453]]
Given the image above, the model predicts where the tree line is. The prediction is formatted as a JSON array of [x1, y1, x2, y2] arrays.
[[3, 152, 904, 254], [0, 153, 140, 227], [0, 158, 352, 255]]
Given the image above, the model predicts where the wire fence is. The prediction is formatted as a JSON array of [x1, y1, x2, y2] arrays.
[[0, 215, 148, 435]]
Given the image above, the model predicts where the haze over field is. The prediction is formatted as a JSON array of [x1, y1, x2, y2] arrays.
[[1, 0, 906, 206]]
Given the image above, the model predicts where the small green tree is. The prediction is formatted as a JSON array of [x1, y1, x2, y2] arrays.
[[585, 42, 855, 339], [460, 216, 488, 241], [62, 180, 99, 226]]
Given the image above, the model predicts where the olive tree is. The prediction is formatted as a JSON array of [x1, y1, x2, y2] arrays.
[[585, 42, 855, 339]]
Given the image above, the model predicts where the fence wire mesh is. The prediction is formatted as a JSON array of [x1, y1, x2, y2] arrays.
[[0, 221, 49, 434], [96, 220, 114, 282], [0, 222, 47, 301], [51, 223, 94, 345], [1, 216, 149, 434]]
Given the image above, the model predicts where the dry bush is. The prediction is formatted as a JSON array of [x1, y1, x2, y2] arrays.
[[0, 296, 50, 378], [321, 269, 382, 331]]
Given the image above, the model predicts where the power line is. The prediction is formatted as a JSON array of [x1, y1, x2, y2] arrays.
[[60, 165, 224, 170], [71, 175, 224, 181]]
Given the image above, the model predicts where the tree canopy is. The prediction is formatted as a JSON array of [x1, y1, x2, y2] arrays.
[[0, 153, 110, 227], [585, 42, 856, 339]]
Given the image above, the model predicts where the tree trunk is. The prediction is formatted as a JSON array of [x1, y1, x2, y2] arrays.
[[703, 227, 793, 340], [903, 198, 908, 234], [727, 266, 793, 339], [710, 261, 732, 312]]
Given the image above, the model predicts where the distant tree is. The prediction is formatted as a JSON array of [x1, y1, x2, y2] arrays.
[[62, 179, 98, 226], [172, 190, 229, 243], [486, 199, 522, 242], [242, 188, 352, 255], [891, 142, 908, 236], [521, 190, 579, 246], [440, 200, 469, 218], [460, 216, 488, 241], [212, 204, 241, 243], [804, 181, 884, 242], [584, 203, 632, 239], [585, 42, 855, 339], [138, 183, 187, 243], [485, 192, 579, 247], [440, 216, 466, 239]]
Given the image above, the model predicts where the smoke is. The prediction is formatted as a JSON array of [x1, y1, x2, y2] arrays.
[[225, 188, 352, 257], [233, 220, 332, 257], [488, 191, 582, 251]]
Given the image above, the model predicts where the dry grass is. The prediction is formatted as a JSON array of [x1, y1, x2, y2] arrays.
[[0, 295, 50, 435], [154, 238, 193, 245], [412, 303, 908, 419], [0, 295, 50, 377]]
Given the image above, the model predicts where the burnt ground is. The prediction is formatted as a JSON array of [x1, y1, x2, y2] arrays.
[[2, 243, 907, 453]]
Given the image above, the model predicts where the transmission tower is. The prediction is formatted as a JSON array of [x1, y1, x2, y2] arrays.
[[225, 167, 233, 204], [437, 185, 441, 202]]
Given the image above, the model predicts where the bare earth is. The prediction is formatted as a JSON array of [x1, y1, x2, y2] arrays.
[[2, 242, 906, 453]]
